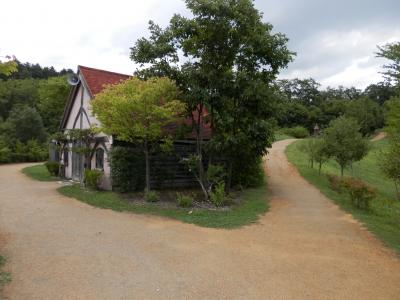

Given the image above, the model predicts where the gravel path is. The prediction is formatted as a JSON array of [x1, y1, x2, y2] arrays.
[[1, 140, 400, 299], [371, 131, 387, 141]]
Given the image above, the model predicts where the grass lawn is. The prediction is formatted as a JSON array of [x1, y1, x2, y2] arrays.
[[286, 138, 400, 254], [22, 164, 59, 182], [58, 184, 269, 229], [21, 164, 269, 228], [274, 132, 292, 142], [0, 256, 11, 292]]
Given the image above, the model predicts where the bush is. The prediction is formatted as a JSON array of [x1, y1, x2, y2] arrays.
[[0, 146, 12, 163], [210, 182, 226, 207], [232, 156, 265, 188], [110, 146, 145, 192], [283, 126, 309, 138], [342, 177, 377, 210], [326, 174, 347, 193], [45, 161, 59, 176], [145, 191, 159, 202], [84, 169, 103, 190], [176, 193, 193, 208], [327, 174, 377, 210]]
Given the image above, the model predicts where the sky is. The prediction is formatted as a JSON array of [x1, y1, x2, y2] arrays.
[[0, 0, 399, 89]]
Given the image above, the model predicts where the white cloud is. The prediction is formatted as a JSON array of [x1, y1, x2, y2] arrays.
[[0, 0, 399, 88], [0, 0, 186, 74]]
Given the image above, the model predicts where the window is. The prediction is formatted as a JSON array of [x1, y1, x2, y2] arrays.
[[63, 149, 69, 166], [95, 148, 104, 170]]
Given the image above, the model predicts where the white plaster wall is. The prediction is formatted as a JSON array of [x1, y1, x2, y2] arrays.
[[61, 81, 113, 189], [90, 141, 112, 190]]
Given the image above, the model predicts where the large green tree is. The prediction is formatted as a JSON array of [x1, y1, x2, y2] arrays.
[[381, 97, 400, 198], [92, 77, 185, 192], [0, 55, 17, 76], [6, 105, 46, 144], [377, 42, 400, 88], [131, 0, 294, 191], [323, 116, 369, 176], [37, 76, 70, 133], [345, 97, 384, 136]]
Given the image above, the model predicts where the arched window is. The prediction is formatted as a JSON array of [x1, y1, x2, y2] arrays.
[[95, 148, 104, 170]]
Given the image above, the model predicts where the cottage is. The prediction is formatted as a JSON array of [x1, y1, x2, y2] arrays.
[[59, 66, 210, 190]]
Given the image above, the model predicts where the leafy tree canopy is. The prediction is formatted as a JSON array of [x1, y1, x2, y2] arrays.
[[323, 116, 369, 176], [92, 77, 185, 192], [377, 42, 400, 87]]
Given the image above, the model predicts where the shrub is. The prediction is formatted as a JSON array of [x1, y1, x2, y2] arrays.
[[176, 193, 193, 208], [210, 182, 226, 207], [84, 169, 103, 190], [342, 177, 377, 210], [232, 156, 265, 188], [145, 191, 159, 202], [327, 174, 346, 193], [283, 126, 309, 138], [0, 146, 12, 163], [110, 146, 145, 192], [45, 161, 59, 176]]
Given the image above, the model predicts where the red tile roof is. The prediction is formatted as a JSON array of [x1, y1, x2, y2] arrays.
[[78, 65, 130, 97], [77, 66, 211, 140]]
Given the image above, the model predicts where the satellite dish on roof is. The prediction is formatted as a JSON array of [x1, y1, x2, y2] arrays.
[[67, 73, 80, 86]]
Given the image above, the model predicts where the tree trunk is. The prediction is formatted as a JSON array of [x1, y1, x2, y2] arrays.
[[318, 161, 322, 175], [340, 165, 344, 177], [144, 140, 151, 192]]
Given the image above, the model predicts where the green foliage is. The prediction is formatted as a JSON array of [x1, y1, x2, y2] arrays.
[[0, 136, 12, 163], [0, 56, 17, 76], [210, 182, 226, 207], [277, 78, 322, 105], [323, 116, 369, 176], [327, 174, 377, 210], [58, 183, 269, 229], [286, 139, 400, 254], [176, 193, 193, 208], [283, 126, 309, 138], [231, 156, 265, 188], [45, 161, 60, 176], [206, 164, 225, 185], [9, 139, 47, 162], [0, 255, 11, 290], [92, 77, 185, 192], [110, 146, 145, 192], [37, 76, 69, 133], [327, 174, 346, 193], [0, 61, 71, 164], [376, 42, 400, 86], [342, 177, 377, 210], [380, 97, 400, 197], [22, 164, 58, 181], [84, 169, 103, 190], [6, 106, 46, 143], [345, 97, 384, 136], [0, 79, 40, 121], [145, 191, 159, 202], [299, 138, 330, 173], [131, 0, 294, 193]]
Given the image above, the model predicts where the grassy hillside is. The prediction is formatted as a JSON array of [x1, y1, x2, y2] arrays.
[[286, 138, 400, 254]]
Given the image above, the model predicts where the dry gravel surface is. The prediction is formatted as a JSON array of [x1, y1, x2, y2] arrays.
[[1, 140, 400, 300]]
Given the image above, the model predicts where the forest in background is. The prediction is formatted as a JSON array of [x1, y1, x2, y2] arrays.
[[274, 78, 396, 136], [0, 60, 396, 164], [0, 62, 72, 163]]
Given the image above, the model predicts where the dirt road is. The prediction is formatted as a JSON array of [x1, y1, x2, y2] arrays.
[[1, 140, 400, 299]]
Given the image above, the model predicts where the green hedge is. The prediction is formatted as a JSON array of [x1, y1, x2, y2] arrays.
[[110, 146, 145, 192], [282, 126, 310, 138]]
